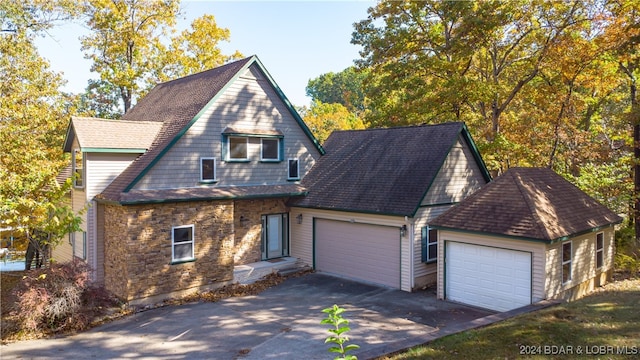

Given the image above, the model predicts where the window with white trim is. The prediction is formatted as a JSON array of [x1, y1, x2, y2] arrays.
[[172, 225, 195, 263], [200, 157, 217, 182], [562, 241, 572, 284], [261, 138, 280, 161], [421, 226, 438, 263], [596, 232, 604, 269], [228, 137, 248, 160], [288, 158, 299, 180], [72, 149, 84, 188]]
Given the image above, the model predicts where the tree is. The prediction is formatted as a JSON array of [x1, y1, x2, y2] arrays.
[[352, 0, 597, 171], [1, 0, 83, 269], [80, 0, 180, 113], [301, 101, 365, 144], [81, 1, 243, 113], [74, 79, 123, 119], [306, 67, 368, 115]]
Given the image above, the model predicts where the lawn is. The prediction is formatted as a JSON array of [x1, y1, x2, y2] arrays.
[[380, 277, 640, 360]]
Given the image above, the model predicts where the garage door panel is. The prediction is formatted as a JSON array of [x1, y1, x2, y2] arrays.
[[446, 241, 531, 312], [315, 219, 400, 288]]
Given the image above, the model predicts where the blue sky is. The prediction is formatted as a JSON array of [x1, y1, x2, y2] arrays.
[[35, 0, 374, 107]]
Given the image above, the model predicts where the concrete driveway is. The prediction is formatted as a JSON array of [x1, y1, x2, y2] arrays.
[[1, 273, 503, 359]]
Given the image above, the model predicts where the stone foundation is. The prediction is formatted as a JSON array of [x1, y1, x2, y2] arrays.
[[103, 200, 235, 302]]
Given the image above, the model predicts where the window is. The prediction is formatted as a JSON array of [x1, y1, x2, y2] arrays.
[[562, 241, 572, 284], [200, 157, 217, 182], [72, 149, 84, 188], [288, 158, 300, 180], [72, 231, 86, 260], [172, 225, 194, 263], [596, 232, 604, 269], [261, 138, 280, 161], [228, 137, 248, 160], [421, 226, 438, 263]]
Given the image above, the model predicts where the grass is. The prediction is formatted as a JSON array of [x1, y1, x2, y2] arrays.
[[379, 277, 640, 360]]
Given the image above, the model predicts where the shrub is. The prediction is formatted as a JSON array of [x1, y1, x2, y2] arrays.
[[10, 260, 118, 334], [615, 225, 640, 277]]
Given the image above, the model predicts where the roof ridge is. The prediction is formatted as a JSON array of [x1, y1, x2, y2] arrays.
[[331, 121, 463, 134], [72, 116, 162, 126], [512, 169, 554, 241]]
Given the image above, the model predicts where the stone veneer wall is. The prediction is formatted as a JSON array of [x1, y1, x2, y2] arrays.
[[233, 198, 288, 265], [103, 200, 235, 303]]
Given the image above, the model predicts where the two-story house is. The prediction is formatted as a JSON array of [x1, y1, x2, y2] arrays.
[[63, 56, 324, 303], [60, 56, 619, 312]]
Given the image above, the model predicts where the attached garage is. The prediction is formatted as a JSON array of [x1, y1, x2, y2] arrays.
[[315, 219, 400, 288], [445, 241, 532, 312]]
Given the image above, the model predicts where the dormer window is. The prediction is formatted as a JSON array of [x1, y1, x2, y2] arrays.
[[261, 138, 280, 161], [72, 149, 84, 188], [228, 137, 248, 161]]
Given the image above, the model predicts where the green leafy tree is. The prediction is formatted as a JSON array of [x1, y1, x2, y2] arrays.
[[1, 0, 83, 268], [306, 67, 368, 114], [80, 0, 181, 113], [74, 79, 123, 119], [81, 1, 243, 113], [300, 101, 365, 144]]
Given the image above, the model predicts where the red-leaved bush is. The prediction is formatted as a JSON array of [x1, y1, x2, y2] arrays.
[[10, 259, 118, 333]]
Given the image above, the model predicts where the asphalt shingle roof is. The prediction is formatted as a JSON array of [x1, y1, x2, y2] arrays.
[[430, 167, 623, 242], [64, 117, 162, 152], [98, 57, 253, 202], [289, 122, 483, 216]]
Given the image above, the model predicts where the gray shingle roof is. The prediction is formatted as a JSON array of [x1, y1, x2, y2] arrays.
[[289, 122, 488, 216], [430, 167, 623, 242]]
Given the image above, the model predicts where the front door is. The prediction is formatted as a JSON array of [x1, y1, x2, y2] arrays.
[[262, 213, 289, 260]]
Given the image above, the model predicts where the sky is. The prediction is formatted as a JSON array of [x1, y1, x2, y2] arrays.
[[35, 0, 374, 107]]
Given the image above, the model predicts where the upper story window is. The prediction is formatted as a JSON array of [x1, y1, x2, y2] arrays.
[[288, 158, 300, 180], [261, 138, 280, 161], [72, 149, 84, 188], [200, 157, 217, 182], [228, 137, 248, 161]]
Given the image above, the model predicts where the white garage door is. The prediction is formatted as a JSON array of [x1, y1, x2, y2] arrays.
[[446, 241, 531, 312], [315, 219, 400, 288]]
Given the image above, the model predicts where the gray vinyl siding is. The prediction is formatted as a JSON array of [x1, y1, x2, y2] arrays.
[[412, 205, 451, 285], [134, 64, 321, 190], [421, 136, 486, 206]]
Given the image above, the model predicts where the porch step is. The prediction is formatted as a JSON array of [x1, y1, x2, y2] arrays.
[[233, 257, 306, 285]]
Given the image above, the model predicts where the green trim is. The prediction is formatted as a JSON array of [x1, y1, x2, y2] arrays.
[[312, 217, 316, 269], [433, 226, 552, 244], [410, 124, 492, 217], [198, 180, 219, 184], [98, 190, 309, 206], [225, 160, 251, 163], [292, 204, 409, 218], [550, 223, 620, 244], [124, 55, 324, 192], [250, 56, 325, 156], [223, 132, 283, 138], [170, 258, 196, 265], [124, 57, 258, 192], [418, 202, 458, 208], [63, 119, 75, 152], [81, 147, 147, 153]]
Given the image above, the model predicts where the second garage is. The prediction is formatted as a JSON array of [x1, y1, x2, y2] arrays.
[[445, 241, 532, 312], [314, 219, 401, 288]]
